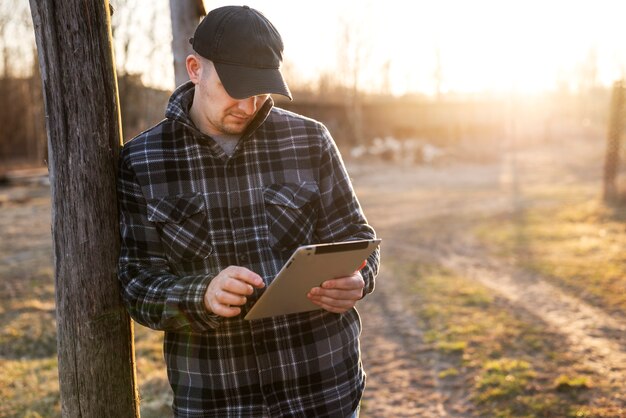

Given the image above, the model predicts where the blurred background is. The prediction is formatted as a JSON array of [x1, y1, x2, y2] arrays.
[[2, 0, 625, 169], [2, 1, 626, 417]]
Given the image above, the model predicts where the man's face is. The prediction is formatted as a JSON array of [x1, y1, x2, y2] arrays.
[[193, 59, 269, 136]]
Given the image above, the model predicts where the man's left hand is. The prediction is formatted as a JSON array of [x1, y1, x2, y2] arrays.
[[307, 271, 365, 314]]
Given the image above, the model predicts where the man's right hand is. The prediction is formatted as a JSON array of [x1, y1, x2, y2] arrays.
[[204, 266, 265, 317]]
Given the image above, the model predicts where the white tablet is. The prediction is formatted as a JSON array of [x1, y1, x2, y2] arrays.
[[244, 238, 381, 320]]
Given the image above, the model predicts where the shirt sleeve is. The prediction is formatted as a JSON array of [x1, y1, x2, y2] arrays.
[[314, 125, 380, 296], [117, 151, 222, 332]]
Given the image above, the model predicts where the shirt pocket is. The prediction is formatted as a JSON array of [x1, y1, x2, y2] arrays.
[[264, 182, 320, 252], [147, 193, 213, 263]]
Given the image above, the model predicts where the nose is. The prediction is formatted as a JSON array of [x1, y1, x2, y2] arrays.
[[237, 96, 260, 116]]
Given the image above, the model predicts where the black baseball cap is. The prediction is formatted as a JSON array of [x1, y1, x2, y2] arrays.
[[189, 5, 292, 100]]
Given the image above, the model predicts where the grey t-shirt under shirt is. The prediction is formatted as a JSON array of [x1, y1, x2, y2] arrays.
[[212, 134, 240, 157]]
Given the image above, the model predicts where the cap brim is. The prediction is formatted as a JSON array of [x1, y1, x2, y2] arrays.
[[214, 62, 292, 101]]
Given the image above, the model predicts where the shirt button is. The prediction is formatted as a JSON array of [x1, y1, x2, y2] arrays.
[[240, 254, 248, 262], [232, 208, 240, 215]]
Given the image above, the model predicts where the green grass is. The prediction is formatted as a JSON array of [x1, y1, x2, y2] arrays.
[[389, 259, 616, 417], [474, 197, 626, 315], [554, 374, 593, 392], [438, 367, 460, 379]]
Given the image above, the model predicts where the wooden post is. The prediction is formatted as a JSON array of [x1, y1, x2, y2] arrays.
[[169, 0, 205, 88], [603, 80, 625, 203], [29, 1, 139, 416]]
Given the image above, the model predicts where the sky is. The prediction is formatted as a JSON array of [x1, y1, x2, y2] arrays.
[[40, 0, 623, 97], [190, 0, 626, 96]]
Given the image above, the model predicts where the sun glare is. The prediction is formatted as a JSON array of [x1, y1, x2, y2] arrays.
[[367, 0, 626, 95], [150, 0, 626, 95], [266, 0, 626, 96]]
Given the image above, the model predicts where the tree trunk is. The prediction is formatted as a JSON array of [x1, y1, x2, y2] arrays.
[[603, 80, 625, 203], [169, 0, 205, 88], [29, 1, 139, 417]]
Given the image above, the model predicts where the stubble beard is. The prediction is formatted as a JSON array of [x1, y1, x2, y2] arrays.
[[219, 113, 252, 135]]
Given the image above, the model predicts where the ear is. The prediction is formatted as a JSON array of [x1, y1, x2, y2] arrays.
[[186, 54, 202, 84]]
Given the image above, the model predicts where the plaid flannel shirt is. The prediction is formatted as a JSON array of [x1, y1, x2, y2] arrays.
[[117, 81, 380, 417]]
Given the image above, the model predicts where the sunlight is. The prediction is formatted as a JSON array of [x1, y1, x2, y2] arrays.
[[370, 0, 626, 95], [142, 0, 626, 95]]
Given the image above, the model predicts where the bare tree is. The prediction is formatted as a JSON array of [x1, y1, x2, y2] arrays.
[[434, 47, 444, 101], [336, 18, 368, 145], [0, 0, 46, 166], [380, 59, 392, 96], [603, 79, 625, 203], [110, 0, 137, 79], [169, 0, 205, 87], [110, 0, 166, 80], [27, 47, 46, 164], [29, 0, 139, 416]]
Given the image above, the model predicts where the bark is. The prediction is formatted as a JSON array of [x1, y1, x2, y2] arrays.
[[169, 0, 205, 88], [28, 0, 139, 416]]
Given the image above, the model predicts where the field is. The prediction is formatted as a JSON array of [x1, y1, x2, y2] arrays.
[[1, 134, 626, 417]]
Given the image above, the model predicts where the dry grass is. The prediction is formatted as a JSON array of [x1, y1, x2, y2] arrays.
[[388, 259, 619, 417], [0, 186, 173, 418], [3, 150, 626, 417], [475, 189, 626, 317]]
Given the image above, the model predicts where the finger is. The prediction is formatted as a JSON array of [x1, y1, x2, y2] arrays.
[[207, 289, 245, 317], [310, 287, 363, 301], [222, 279, 255, 296], [307, 294, 354, 313], [320, 273, 364, 291], [210, 302, 242, 318], [215, 289, 247, 306], [223, 266, 265, 288]]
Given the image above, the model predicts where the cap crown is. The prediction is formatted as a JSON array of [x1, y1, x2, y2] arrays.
[[192, 6, 284, 69]]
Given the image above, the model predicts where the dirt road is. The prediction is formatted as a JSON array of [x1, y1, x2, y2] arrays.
[[352, 142, 626, 416]]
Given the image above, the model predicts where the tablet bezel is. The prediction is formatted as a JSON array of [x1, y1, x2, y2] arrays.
[[244, 238, 381, 320]]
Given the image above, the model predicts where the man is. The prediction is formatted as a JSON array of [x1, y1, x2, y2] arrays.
[[117, 5, 379, 417]]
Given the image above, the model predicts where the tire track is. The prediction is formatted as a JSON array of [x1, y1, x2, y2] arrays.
[[375, 214, 626, 407], [352, 154, 626, 412], [359, 264, 471, 417], [440, 240, 626, 389]]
